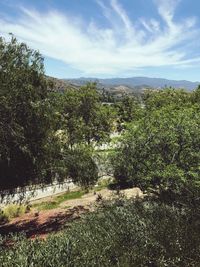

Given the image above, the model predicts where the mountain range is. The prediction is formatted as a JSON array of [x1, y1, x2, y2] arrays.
[[66, 76, 200, 91]]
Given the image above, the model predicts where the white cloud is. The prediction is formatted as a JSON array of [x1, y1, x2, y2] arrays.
[[154, 0, 180, 24], [140, 18, 160, 33], [0, 0, 200, 76]]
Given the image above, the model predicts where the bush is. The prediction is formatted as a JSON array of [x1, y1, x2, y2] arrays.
[[113, 105, 200, 206], [0, 198, 200, 266], [0, 204, 28, 225], [3, 204, 28, 220]]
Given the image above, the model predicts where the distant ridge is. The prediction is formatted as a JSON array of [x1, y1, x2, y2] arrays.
[[66, 76, 200, 91]]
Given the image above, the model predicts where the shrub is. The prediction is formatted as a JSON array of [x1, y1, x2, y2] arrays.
[[0, 204, 27, 225], [0, 198, 200, 266], [3, 204, 27, 220]]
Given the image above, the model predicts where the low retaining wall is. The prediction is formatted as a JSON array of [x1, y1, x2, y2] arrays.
[[0, 180, 77, 206]]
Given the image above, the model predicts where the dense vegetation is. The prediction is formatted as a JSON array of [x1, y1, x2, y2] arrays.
[[113, 88, 200, 208], [1, 198, 200, 267], [1, 37, 200, 266], [0, 36, 51, 191], [0, 37, 115, 193]]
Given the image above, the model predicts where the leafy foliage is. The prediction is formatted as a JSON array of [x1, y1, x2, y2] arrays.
[[1, 198, 200, 266], [0, 38, 109, 192], [1, 37, 200, 267], [115, 95, 142, 123], [65, 146, 98, 189], [57, 83, 116, 146], [0, 36, 53, 191], [113, 99, 200, 206], [143, 88, 192, 111], [114, 95, 143, 131]]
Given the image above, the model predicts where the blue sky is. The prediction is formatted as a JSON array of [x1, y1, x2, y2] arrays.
[[0, 0, 200, 81]]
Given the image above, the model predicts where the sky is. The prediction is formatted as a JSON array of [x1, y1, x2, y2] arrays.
[[0, 0, 200, 81]]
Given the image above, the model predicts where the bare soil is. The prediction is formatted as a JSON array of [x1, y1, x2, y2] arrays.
[[0, 187, 143, 239]]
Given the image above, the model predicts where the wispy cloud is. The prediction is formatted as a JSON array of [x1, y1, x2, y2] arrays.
[[0, 0, 200, 76]]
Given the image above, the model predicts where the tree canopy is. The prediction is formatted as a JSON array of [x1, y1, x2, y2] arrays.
[[0, 37, 116, 192], [56, 83, 116, 146], [0, 36, 52, 191], [113, 96, 200, 205]]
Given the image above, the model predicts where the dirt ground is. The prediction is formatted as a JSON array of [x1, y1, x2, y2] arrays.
[[0, 187, 143, 239]]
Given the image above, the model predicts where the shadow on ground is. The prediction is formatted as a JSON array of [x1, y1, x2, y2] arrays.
[[0, 206, 89, 238]]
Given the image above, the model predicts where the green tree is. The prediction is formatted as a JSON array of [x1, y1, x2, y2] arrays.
[[192, 85, 200, 104], [0, 36, 52, 191], [65, 145, 98, 189], [114, 95, 142, 131], [0, 37, 101, 193], [143, 88, 192, 112], [113, 105, 200, 205], [60, 83, 116, 146]]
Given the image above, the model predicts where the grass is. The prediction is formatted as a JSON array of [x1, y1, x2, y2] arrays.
[[33, 190, 86, 211], [0, 190, 89, 222], [1, 179, 112, 216], [33, 178, 113, 211], [56, 190, 85, 203], [33, 201, 59, 211], [0, 204, 28, 224]]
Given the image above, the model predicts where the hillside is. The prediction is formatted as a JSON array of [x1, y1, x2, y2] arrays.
[[66, 76, 199, 91], [46, 76, 78, 92], [46, 76, 199, 98]]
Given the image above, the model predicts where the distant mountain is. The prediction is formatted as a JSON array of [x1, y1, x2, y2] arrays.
[[46, 76, 78, 91], [66, 77, 200, 91]]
